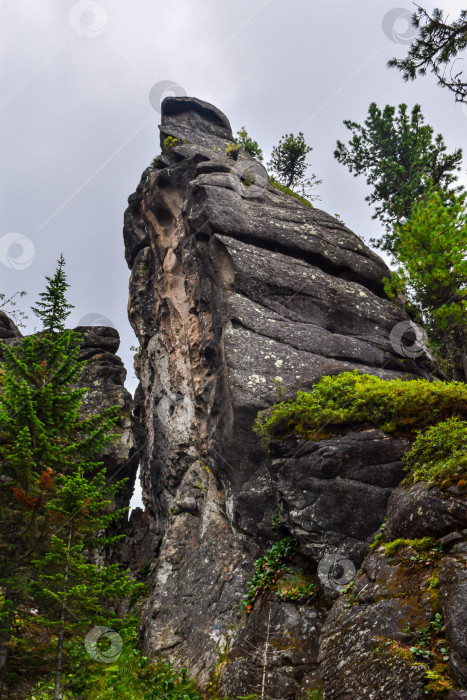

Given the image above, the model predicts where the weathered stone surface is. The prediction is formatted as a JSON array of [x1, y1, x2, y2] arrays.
[[217, 593, 324, 700], [74, 325, 141, 513], [319, 547, 435, 699], [384, 483, 467, 541], [75, 324, 121, 355], [122, 97, 437, 696], [320, 485, 467, 699], [118, 507, 160, 575], [140, 464, 254, 690], [439, 554, 467, 687], [270, 430, 409, 568], [0, 311, 21, 341]]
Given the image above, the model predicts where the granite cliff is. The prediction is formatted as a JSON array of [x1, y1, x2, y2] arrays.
[[119, 96, 467, 699]]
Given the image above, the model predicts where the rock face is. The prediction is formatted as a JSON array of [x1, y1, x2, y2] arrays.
[[270, 430, 410, 568], [75, 325, 140, 511], [122, 96, 455, 697], [0, 312, 22, 343], [320, 484, 467, 698]]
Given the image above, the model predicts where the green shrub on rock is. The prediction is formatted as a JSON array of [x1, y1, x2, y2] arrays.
[[253, 371, 467, 445], [404, 416, 467, 486], [268, 176, 313, 208], [243, 537, 296, 613], [253, 371, 467, 486]]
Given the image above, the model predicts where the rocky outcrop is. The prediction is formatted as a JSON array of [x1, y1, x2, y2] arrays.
[[0, 312, 22, 343], [75, 325, 140, 511], [270, 430, 410, 568], [320, 482, 467, 698], [217, 590, 325, 699], [122, 97, 443, 696]]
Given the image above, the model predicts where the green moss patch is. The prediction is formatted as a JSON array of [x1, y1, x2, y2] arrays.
[[383, 538, 437, 557], [253, 371, 467, 486], [268, 177, 313, 208]]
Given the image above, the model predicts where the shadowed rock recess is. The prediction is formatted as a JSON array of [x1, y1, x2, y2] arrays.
[[123, 97, 466, 698]]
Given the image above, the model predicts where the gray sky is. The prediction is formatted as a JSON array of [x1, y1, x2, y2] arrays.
[[2, 0, 467, 399]]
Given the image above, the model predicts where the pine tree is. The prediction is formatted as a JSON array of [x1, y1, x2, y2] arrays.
[[268, 132, 322, 200], [385, 189, 467, 381], [388, 7, 467, 104], [0, 257, 141, 695], [334, 103, 463, 251]]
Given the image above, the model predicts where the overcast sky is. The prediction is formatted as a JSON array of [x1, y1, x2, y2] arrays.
[[2, 0, 466, 396]]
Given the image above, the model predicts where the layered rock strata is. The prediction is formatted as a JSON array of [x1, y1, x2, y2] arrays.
[[123, 97, 441, 695]]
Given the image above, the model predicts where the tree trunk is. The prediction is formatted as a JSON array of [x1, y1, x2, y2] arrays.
[[0, 575, 18, 690], [53, 526, 72, 700], [460, 339, 467, 383], [0, 590, 13, 671], [0, 611, 12, 699], [261, 608, 272, 700]]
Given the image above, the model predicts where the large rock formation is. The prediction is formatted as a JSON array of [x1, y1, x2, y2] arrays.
[[120, 96, 463, 698]]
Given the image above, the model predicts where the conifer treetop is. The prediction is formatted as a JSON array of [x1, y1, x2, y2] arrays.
[[32, 254, 74, 333]]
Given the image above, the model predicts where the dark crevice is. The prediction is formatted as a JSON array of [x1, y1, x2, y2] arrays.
[[213, 228, 386, 298], [228, 285, 368, 338], [227, 312, 418, 374], [154, 206, 175, 228]]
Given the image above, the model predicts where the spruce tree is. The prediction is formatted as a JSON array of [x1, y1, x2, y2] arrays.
[[0, 257, 141, 696], [29, 466, 143, 699], [31, 254, 74, 333]]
